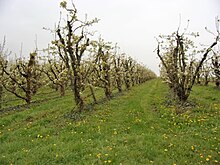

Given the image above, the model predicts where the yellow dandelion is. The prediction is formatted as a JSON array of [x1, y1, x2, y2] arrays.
[[191, 146, 195, 150], [169, 143, 173, 147], [206, 158, 209, 161], [163, 134, 168, 139], [97, 153, 101, 158], [108, 160, 111, 163]]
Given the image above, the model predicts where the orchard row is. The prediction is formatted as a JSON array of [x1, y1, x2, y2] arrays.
[[0, 2, 156, 111]]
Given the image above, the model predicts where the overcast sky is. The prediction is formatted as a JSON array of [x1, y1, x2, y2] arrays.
[[0, 0, 219, 74]]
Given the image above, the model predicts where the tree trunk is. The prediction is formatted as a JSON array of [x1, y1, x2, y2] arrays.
[[204, 75, 209, 86], [131, 76, 135, 86], [103, 64, 112, 99], [104, 76, 112, 99], [124, 75, 130, 90], [196, 74, 201, 84], [216, 81, 220, 87], [74, 87, 84, 112], [74, 89, 84, 112], [104, 87, 111, 100], [73, 72, 84, 112], [60, 85, 65, 97], [26, 77, 31, 104], [116, 78, 122, 93], [88, 80, 97, 104]]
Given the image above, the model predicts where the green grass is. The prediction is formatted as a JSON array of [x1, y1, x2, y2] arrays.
[[0, 79, 219, 164], [1, 85, 63, 109]]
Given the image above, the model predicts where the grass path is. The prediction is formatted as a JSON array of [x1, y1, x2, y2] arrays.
[[0, 79, 219, 164]]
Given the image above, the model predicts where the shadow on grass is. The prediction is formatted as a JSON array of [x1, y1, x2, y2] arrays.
[[64, 91, 126, 121], [0, 95, 61, 114]]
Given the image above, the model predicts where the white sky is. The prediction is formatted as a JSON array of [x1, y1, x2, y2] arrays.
[[0, 0, 219, 75]]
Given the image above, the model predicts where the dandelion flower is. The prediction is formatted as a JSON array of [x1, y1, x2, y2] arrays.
[[97, 153, 101, 158]]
